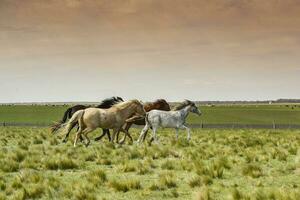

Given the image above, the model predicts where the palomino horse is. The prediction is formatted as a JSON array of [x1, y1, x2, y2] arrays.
[[50, 96, 123, 142], [116, 99, 171, 143], [59, 100, 145, 147], [95, 99, 170, 143], [137, 100, 201, 144]]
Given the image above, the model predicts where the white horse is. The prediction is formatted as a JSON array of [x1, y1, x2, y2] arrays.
[[137, 100, 201, 143]]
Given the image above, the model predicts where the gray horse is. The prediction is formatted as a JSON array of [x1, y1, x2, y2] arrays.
[[137, 100, 201, 143]]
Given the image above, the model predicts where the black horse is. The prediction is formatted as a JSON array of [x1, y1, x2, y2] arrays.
[[51, 96, 124, 142]]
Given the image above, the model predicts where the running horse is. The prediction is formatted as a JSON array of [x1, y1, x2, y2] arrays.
[[50, 96, 123, 142], [137, 100, 201, 144], [55, 100, 146, 147], [94, 99, 171, 143], [117, 99, 171, 143]]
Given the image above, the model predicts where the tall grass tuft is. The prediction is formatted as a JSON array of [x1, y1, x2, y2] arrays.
[[194, 186, 211, 200], [108, 179, 142, 192], [85, 169, 107, 187], [159, 173, 177, 189], [188, 176, 202, 188], [242, 164, 263, 178], [44, 157, 78, 170]]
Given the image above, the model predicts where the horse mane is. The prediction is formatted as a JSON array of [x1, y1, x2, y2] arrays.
[[144, 99, 167, 106], [111, 99, 140, 109], [96, 96, 124, 109], [172, 100, 195, 111], [155, 99, 168, 104]]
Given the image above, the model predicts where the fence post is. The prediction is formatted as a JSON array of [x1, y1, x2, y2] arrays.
[[3, 122, 5, 127], [272, 120, 276, 129]]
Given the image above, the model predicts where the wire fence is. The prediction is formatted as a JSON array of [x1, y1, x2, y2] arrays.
[[1, 122, 300, 129]]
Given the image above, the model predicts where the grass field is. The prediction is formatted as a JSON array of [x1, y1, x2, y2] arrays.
[[1, 104, 300, 125], [0, 127, 299, 199]]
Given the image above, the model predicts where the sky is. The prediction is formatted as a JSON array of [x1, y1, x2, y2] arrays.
[[0, 0, 300, 103]]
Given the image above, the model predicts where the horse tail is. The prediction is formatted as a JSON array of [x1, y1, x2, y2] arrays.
[[63, 110, 85, 134], [62, 107, 73, 123], [50, 107, 73, 134]]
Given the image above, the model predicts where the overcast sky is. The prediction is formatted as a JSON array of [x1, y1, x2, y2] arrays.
[[1, 0, 300, 103]]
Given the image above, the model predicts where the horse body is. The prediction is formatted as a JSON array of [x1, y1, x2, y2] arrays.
[[51, 96, 123, 142], [63, 99, 146, 147], [147, 110, 187, 128], [137, 100, 201, 144], [118, 99, 171, 143]]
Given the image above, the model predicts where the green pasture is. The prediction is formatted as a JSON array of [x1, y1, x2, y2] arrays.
[[0, 127, 299, 199], [0, 104, 300, 125]]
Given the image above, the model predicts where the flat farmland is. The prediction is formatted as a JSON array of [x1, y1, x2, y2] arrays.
[[0, 104, 300, 125], [0, 127, 299, 199]]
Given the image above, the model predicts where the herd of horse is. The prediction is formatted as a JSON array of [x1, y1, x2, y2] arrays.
[[51, 97, 201, 147]]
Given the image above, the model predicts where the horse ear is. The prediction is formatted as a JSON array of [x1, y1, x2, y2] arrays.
[[184, 99, 191, 103]]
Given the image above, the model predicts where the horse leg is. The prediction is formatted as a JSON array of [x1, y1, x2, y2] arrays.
[[82, 128, 94, 147], [152, 127, 158, 144], [142, 129, 149, 142], [116, 130, 121, 144], [118, 127, 132, 144], [118, 123, 129, 144], [110, 128, 119, 143], [106, 129, 111, 142], [74, 128, 83, 147], [63, 122, 78, 143], [137, 125, 150, 144], [94, 129, 107, 142], [179, 125, 191, 141], [78, 125, 84, 142]]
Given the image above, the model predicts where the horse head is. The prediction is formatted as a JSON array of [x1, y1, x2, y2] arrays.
[[185, 99, 201, 116]]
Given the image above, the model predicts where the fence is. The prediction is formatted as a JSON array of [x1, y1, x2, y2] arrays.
[[1, 122, 300, 129]]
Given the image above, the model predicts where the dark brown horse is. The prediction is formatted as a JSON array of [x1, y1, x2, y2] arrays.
[[51, 96, 124, 142], [94, 99, 171, 143]]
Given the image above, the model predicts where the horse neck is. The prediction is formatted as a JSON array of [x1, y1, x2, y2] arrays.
[[143, 102, 154, 112], [145, 101, 168, 111], [118, 102, 138, 117], [179, 105, 191, 119]]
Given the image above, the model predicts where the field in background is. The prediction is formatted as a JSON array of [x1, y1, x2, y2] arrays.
[[0, 127, 299, 199], [0, 104, 300, 126]]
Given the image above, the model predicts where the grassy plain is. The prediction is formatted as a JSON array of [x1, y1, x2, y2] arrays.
[[0, 127, 299, 200], [0, 104, 300, 125]]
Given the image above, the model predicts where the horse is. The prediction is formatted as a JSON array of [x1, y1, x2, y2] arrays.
[[50, 96, 124, 142], [57, 99, 146, 147], [116, 99, 171, 144], [137, 100, 201, 144]]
